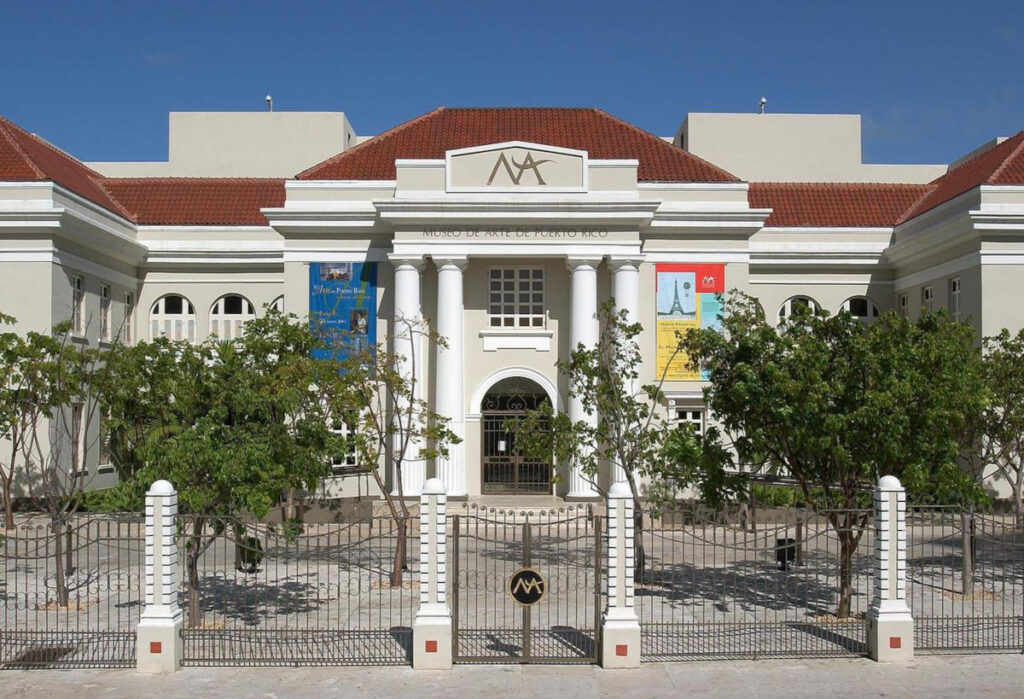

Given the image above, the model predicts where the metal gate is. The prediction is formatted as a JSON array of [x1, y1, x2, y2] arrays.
[[481, 391, 552, 495], [451, 505, 602, 663], [1, 515, 143, 669], [908, 506, 1024, 653], [638, 506, 873, 660]]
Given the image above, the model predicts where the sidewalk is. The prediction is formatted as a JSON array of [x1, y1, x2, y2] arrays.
[[4, 655, 1023, 698]]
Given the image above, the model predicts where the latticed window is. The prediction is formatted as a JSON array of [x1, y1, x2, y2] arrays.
[[150, 295, 196, 342], [922, 286, 934, 312], [123, 292, 135, 343], [778, 296, 819, 322], [898, 293, 909, 318], [210, 294, 255, 341], [488, 268, 545, 328], [329, 416, 360, 474], [99, 285, 111, 341], [949, 277, 961, 321], [72, 276, 85, 335], [842, 296, 879, 324], [675, 409, 705, 436]]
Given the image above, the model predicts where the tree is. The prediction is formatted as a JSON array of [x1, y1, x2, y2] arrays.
[[678, 292, 986, 617], [0, 311, 23, 528], [979, 328, 1024, 526], [320, 315, 459, 587], [103, 310, 340, 624], [510, 301, 745, 581]]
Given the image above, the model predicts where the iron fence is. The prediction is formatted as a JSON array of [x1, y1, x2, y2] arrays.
[[0, 515, 144, 669], [451, 504, 602, 663], [908, 506, 1024, 653], [638, 506, 874, 660], [176, 511, 419, 666]]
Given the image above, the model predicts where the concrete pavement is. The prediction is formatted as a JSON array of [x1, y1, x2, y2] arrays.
[[3, 655, 1024, 698]]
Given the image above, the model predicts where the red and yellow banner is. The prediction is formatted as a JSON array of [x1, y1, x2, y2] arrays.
[[655, 264, 724, 381]]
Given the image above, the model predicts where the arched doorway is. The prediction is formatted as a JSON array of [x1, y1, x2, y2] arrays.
[[480, 376, 552, 494]]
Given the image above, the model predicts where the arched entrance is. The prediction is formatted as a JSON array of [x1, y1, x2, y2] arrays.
[[480, 376, 552, 494]]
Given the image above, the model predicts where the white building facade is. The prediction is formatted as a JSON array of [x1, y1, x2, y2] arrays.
[[2, 106, 1023, 499]]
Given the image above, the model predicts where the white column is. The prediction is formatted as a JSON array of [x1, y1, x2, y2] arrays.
[[413, 478, 452, 669], [390, 254, 426, 497], [566, 256, 601, 498], [601, 481, 641, 668], [137, 480, 183, 673], [433, 256, 467, 496], [609, 256, 643, 484], [868, 475, 914, 661]]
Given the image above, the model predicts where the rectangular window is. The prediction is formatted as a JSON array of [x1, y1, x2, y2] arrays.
[[124, 292, 135, 343], [72, 403, 86, 475], [488, 268, 545, 329], [98, 413, 114, 474], [72, 276, 84, 335], [922, 286, 934, 313], [329, 416, 360, 474], [949, 277, 961, 322], [100, 285, 111, 341], [898, 293, 909, 319], [675, 409, 705, 437]]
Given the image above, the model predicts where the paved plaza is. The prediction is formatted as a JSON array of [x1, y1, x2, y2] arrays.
[[2, 654, 1023, 698]]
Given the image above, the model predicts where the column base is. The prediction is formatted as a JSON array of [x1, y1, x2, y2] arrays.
[[867, 604, 914, 662], [413, 604, 453, 670], [600, 609, 641, 669], [137, 606, 184, 673]]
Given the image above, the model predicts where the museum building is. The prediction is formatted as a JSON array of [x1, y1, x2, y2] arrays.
[[1, 106, 1023, 499]]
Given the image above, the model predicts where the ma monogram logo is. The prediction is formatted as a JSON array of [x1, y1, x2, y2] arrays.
[[487, 152, 553, 186], [508, 567, 547, 606], [702, 275, 717, 287]]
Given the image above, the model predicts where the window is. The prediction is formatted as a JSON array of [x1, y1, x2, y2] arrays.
[[150, 295, 197, 342], [778, 296, 819, 322], [675, 409, 705, 437], [898, 293, 909, 319], [841, 296, 879, 324], [329, 416, 360, 474], [270, 295, 284, 313], [949, 277, 961, 322], [922, 286, 934, 313], [99, 285, 111, 341], [71, 403, 86, 476], [488, 268, 545, 328], [123, 292, 135, 343], [72, 276, 84, 335], [210, 295, 256, 341], [98, 413, 114, 474]]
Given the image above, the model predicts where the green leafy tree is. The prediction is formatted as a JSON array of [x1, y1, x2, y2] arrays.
[[511, 301, 745, 581], [320, 316, 459, 587], [678, 292, 986, 617], [979, 329, 1024, 526], [103, 310, 339, 624], [0, 311, 23, 528]]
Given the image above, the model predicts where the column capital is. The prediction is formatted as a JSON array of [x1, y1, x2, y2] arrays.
[[607, 255, 645, 272], [388, 253, 426, 271], [566, 255, 603, 272], [432, 255, 469, 271]]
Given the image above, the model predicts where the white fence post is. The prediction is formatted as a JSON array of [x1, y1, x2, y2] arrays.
[[867, 475, 914, 661], [601, 481, 641, 667], [137, 479, 183, 673], [413, 477, 451, 669]]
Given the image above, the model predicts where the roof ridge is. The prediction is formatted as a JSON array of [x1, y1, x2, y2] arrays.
[[752, 181, 933, 188], [101, 176, 287, 183], [896, 183, 940, 225], [296, 107, 446, 179], [988, 129, 1024, 184], [0, 118, 47, 180], [591, 108, 740, 182]]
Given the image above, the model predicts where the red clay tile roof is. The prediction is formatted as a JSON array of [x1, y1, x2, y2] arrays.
[[0, 117, 134, 219], [749, 182, 934, 227], [899, 129, 1024, 223], [102, 178, 285, 225], [298, 107, 739, 183]]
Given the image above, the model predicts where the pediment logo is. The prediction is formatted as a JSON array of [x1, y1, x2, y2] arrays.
[[487, 151, 553, 186]]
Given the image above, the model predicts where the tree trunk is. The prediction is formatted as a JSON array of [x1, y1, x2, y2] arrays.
[[1014, 480, 1024, 530], [836, 528, 855, 619], [2, 477, 12, 530], [633, 506, 647, 584], [391, 516, 408, 588], [187, 518, 204, 627], [52, 520, 70, 607]]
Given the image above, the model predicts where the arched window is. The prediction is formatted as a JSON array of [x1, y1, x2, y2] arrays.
[[841, 296, 880, 323], [210, 294, 255, 341], [778, 296, 820, 322], [150, 295, 196, 342], [270, 295, 284, 313]]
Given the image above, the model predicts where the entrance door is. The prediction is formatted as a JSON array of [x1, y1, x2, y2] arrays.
[[480, 379, 552, 495]]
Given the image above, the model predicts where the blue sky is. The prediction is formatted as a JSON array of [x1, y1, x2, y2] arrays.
[[2, 1, 1022, 166]]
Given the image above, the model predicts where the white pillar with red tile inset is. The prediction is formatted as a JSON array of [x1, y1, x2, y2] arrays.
[[867, 475, 914, 661], [601, 481, 642, 667], [137, 479, 183, 673], [413, 477, 452, 669]]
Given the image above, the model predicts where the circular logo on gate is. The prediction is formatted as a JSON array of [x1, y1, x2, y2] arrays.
[[508, 567, 546, 606]]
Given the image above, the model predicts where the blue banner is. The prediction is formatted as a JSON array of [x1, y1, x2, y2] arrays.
[[309, 262, 377, 360]]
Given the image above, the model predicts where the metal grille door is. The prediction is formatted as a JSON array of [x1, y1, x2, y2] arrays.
[[452, 505, 601, 663]]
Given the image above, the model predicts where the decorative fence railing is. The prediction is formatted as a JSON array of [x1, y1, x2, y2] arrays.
[[636, 506, 875, 660], [0, 515, 144, 669], [908, 506, 1024, 653], [176, 512, 420, 666]]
